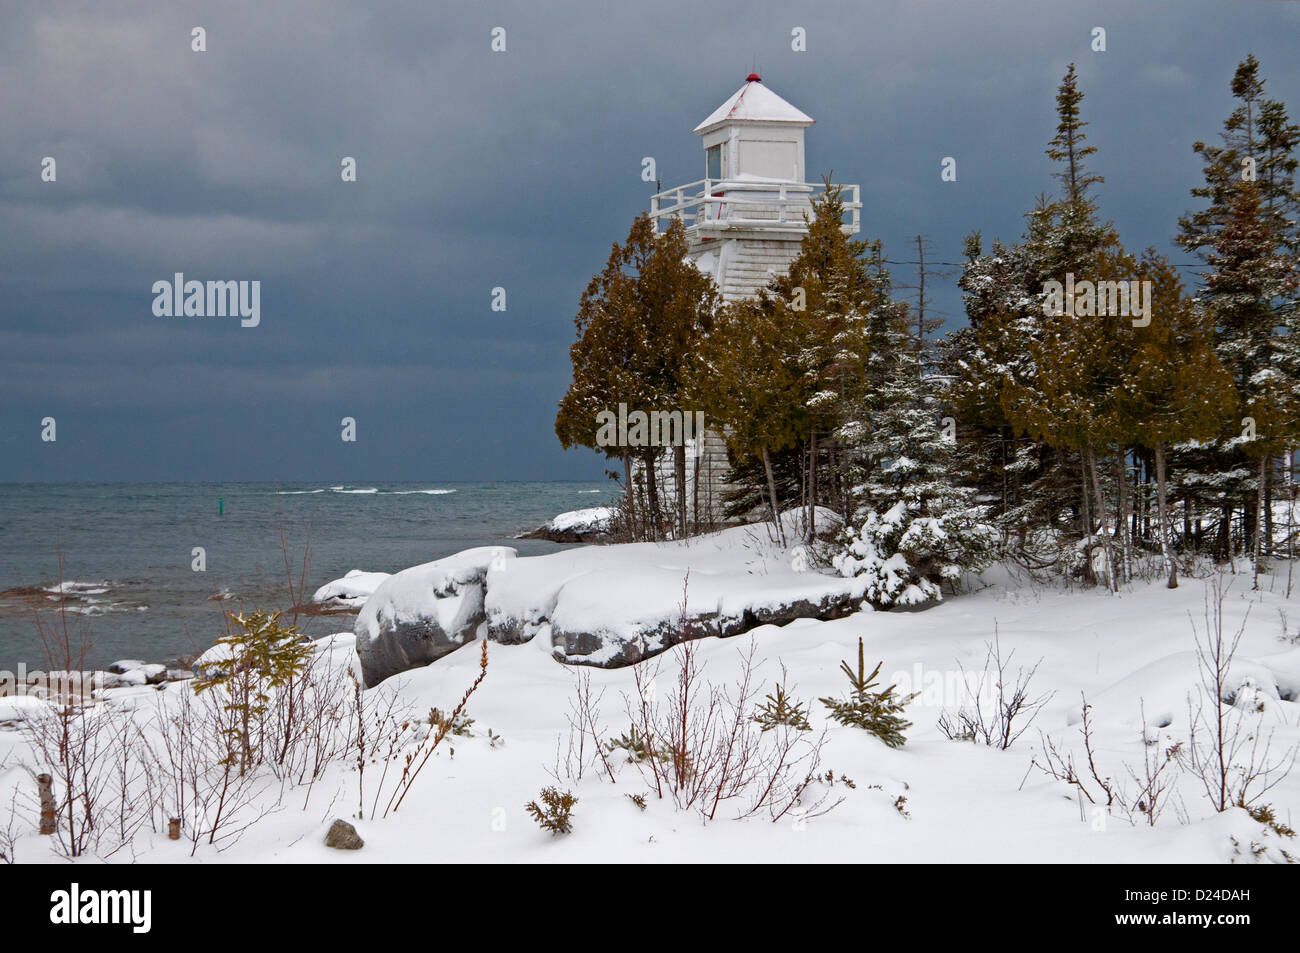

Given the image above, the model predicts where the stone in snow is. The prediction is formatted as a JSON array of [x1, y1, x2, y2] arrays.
[[325, 819, 364, 850]]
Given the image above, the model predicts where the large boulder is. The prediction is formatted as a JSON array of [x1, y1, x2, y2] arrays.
[[519, 507, 617, 544], [542, 566, 867, 667], [486, 511, 868, 668], [355, 547, 515, 686]]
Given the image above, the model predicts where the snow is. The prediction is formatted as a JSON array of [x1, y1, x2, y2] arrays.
[[487, 510, 858, 663], [546, 507, 616, 534], [356, 546, 516, 644], [3, 550, 1299, 865], [693, 78, 815, 134], [0, 695, 47, 723], [312, 569, 392, 607]]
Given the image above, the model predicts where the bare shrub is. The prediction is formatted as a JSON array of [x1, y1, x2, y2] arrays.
[[19, 695, 153, 859], [1029, 694, 1187, 828], [138, 688, 276, 855], [608, 580, 840, 823], [347, 669, 415, 821], [1126, 701, 1183, 827], [263, 639, 358, 794], [1028, 694, 1122, 816], [555, 668, 616, 784], [0, 771, 19, 864], [1185, 577, 1296, 812], [378, 640, 489, 818], [938, 627, 1053, 749]]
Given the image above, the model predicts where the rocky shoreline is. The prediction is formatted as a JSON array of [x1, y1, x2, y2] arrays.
[[350, 507, 866, 685]]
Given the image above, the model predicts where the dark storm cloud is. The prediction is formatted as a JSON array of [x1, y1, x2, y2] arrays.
[[1, 0, 1297, 481]]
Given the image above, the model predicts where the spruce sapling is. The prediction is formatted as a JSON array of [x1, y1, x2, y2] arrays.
[[819, 637, 914, 748], [526, 786, 577, 835], [752, 673, 812, 732]]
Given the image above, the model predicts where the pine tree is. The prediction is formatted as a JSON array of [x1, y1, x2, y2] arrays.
[[948, 231, 1078, 543], [765, 182, 909, 542], [819, 638, 913, 748], [687, 294, 808, 545], [556, 215, 719, 539], [835, 347, 994, 607], [752, 675, 812, 732], [193, 610, 314, 773], [955, 65, 1129, 586], [1117, 250, 1237, 587], [1177, 56, 1300, 566]]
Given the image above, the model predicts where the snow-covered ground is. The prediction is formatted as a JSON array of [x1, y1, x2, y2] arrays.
[[2, 541, 1298, 864]]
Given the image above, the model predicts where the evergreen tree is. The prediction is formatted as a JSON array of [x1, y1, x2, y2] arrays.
[[954, 64, 1128, 585], [767, 183, 902, 542], [835, 348, 994, 608], [556, 215, 719, 539], [1117, 250, 1237, 587], [193, 610, 314, 773], [819, 638, 913, 748], [1177, 56, 1300, 566], [687, 295, 807, 545]]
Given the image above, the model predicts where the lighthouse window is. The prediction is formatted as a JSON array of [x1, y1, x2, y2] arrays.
[[706, 144, 722, 180]]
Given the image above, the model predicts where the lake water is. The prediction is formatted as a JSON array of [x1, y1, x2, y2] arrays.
[[0, 482, 608, 669]]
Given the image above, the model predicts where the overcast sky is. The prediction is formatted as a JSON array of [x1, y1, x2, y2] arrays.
[[1, 0, 1297, 483]]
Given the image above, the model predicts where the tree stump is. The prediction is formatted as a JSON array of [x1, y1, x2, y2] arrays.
[[37, 774, 55, 835]]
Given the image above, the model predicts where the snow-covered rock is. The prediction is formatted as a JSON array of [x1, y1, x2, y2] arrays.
[[312, 570, 392, 608], [0, 694, 47, 725], [193, 641, 238, 679], [520, 506, 617, 543], [355, 547, 516, 686], [488, 512, 867, 667]]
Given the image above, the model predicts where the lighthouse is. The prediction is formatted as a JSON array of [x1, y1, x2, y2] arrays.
[[644, 75, 861, 528], [650, 73, 861, 302]]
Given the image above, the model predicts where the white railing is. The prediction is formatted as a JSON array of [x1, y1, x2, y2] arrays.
[[650, 178, 861, 235]]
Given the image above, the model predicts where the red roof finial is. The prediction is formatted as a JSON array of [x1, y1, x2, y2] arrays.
[[746, 72, 762, 83]]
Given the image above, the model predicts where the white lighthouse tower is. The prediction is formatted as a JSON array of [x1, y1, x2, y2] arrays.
[[651, 73, 860, 302], [646, 75, 861, 527]]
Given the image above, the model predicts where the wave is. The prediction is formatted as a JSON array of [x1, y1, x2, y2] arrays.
[[278, 486, 456, 496], [41, 581, 113, 596]]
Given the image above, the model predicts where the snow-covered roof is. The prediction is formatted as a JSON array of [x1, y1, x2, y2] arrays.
[[693, 74, 814, 135]]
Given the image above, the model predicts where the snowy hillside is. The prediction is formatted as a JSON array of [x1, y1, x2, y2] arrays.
[[2, 543, 1296, 864]]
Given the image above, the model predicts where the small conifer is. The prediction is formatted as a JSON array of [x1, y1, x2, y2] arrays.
[[752, 676, 812, 732], [819, 638, 914, 748], [526, 787, 577, 835]]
